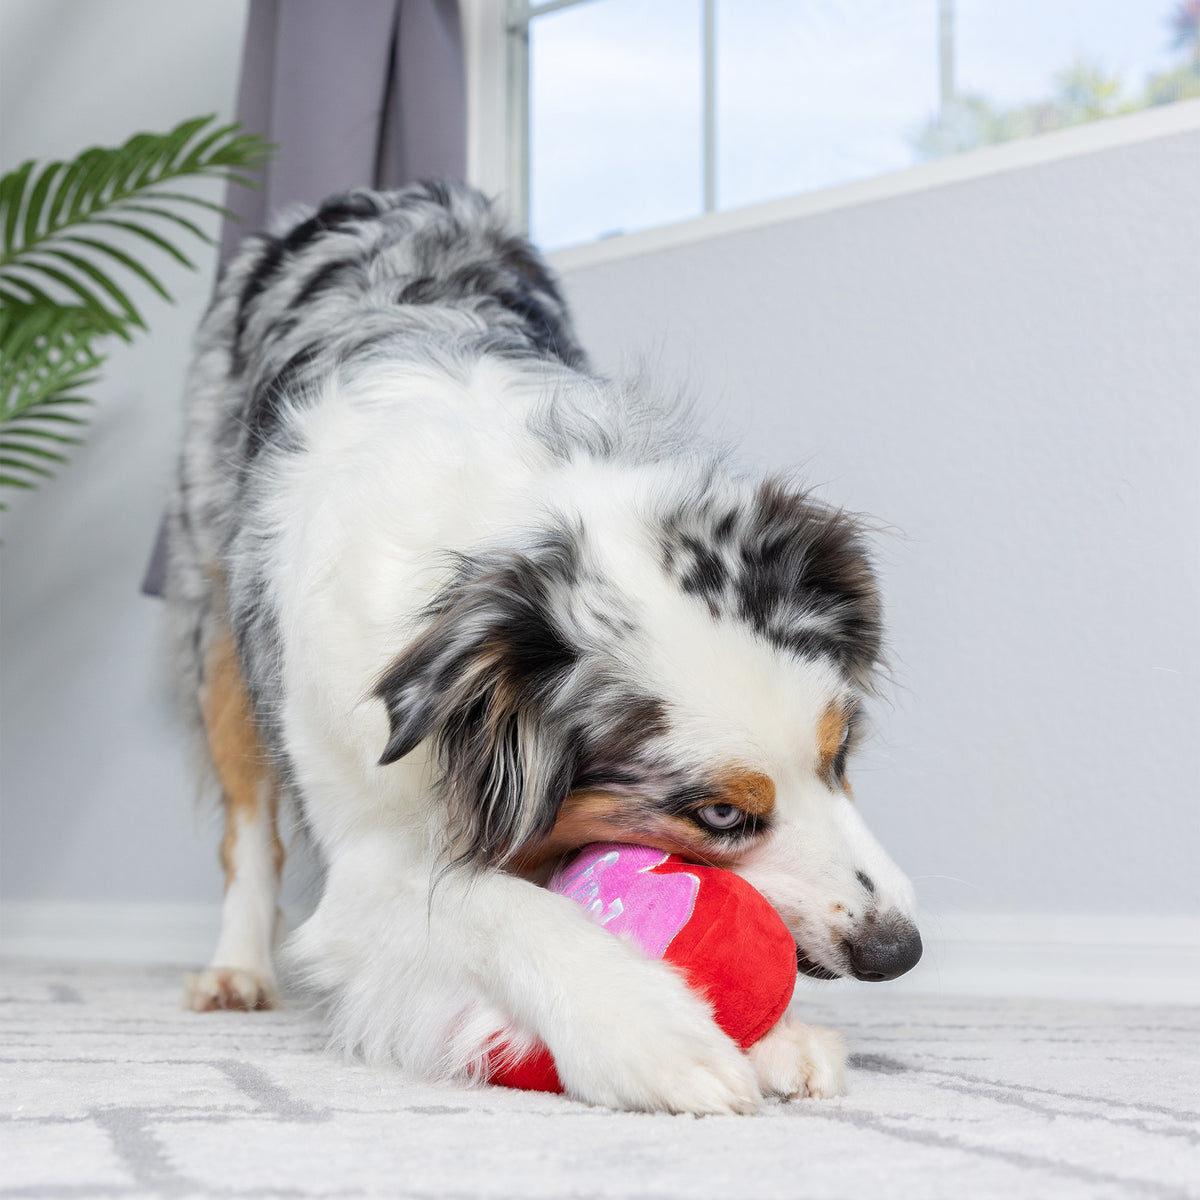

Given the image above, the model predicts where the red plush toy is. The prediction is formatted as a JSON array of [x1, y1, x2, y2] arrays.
[[486, 843, 797, 1092]]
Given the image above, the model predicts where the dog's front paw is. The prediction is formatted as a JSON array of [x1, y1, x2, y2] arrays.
[[548, 963, 762, 1114], [184, 967, 280, 1012], [747, 1016, 846, 1099], [560, 1017, 761, 1116]]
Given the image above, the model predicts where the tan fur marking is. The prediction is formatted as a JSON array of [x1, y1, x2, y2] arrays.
[[514, 790, 653, 871], [816, 702, 850, 789], [716, 768, 776, 818], [202, 631, 283, 886], [512, 790, 748, 876]]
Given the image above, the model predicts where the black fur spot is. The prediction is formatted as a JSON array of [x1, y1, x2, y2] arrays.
[[373, 530, 585, 865], [569, 695, 668, 792], [244, 343, 324, 461], [233, 193, 383, 372], [231, 237, 286, 372], [397, 275, 442, 305], [289, 257, 361, 309], [661, 479, 883, 686], [677, 534, 728, 601]]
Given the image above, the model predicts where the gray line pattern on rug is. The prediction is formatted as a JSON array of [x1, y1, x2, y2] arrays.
[[1, 961, 1197, 1199]]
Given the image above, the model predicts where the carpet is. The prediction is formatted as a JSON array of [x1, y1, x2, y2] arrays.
[[1, 960, 1197, 1199]]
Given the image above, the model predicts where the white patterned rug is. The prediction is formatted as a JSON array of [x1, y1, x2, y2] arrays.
[[1, 960, 1197, 1200]]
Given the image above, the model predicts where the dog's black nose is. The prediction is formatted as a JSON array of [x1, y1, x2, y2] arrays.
[[847, 913, 923, 981]]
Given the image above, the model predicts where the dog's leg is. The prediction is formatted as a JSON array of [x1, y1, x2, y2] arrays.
[[184, 629, 283, 1012], [291, 855, 762, 1113], [746, 1013, 846, 1099]]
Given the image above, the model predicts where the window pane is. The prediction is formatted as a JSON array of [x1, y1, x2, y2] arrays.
[[715, 0, 1195, 207], [717, 0, 936, 211], [529, 0, 702, 250], [525, 1, 1198, 247], [947, 0, 1196, 152]]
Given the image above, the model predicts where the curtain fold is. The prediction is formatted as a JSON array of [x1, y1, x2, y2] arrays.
[[143, 0, 466, 596], [218, 0, 466, 267]]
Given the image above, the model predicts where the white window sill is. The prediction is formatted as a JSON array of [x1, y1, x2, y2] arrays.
[[548, 98, 1200, 272]]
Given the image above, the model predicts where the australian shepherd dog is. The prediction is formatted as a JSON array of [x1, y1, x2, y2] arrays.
[[165, 181, 921, 1114]]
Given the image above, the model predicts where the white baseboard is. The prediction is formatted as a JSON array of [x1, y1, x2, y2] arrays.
[[824, 912, 1200, 1006], [3, 903, 1198, 1005], [0, 901, 223, 966]]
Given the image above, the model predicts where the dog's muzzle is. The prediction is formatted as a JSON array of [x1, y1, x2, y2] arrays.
[[844, 910, 923, 981]]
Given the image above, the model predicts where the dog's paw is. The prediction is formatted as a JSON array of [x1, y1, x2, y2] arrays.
[[184, 967, 280, 1012], [562, 1020, 761, 1115], [548, 963, 762, 1114], [747, 1016, 846, 1099]]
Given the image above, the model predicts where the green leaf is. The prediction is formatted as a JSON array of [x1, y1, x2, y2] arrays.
[[67, 147, 123, 224], [21, 160, 65, 248], [42, 154, 89, 232], [108, 131, 157, 196], [0, 455, 55, 478], [162, 115, 218, 170], [6, 259, 138, 332], [0, 423, 84, 446], [116, 203, 213, 245], [137, 188, 239, 220], [0, 437, 70, 465], [0, 113, 270, 506], [89, 218, 197, 269], [62, 235, 173, 301], [177, 120, 241, 169], [0, 275, 70, 311], [50, 249, 147, 325], [1, 159, 35, 251], [32, 396, 97, 412]]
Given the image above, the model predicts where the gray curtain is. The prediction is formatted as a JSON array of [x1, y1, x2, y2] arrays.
[[143, 0, 466, 595], [218, 0, 466, 266]]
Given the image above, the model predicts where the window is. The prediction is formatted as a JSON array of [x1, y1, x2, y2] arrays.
[[500, 0, 1200, 250]]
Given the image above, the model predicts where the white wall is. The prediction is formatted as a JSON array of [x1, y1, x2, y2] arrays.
[[1, 3, 1197, 992], [0, 0, 249, 909], [553, 112, 1200, 919]]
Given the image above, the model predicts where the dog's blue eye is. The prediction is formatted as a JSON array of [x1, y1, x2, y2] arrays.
[[697, 803, 746, 831]]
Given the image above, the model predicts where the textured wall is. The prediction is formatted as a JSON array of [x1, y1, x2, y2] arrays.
[[0, 0, 249, 905], [555, 126, 1200, 915]]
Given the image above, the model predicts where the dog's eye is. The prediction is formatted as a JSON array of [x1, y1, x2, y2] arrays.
[[696, 803, 746, 831]]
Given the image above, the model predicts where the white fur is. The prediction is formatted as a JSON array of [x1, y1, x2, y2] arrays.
[[185, 788, 280, 1012], [249, 361, 913, 1110]]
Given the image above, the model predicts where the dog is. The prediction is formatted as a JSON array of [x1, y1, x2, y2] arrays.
[[165, 180, 921, 1114]]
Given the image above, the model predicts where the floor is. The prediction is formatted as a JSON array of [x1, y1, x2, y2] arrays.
[[1, 960, 1197, 1200]]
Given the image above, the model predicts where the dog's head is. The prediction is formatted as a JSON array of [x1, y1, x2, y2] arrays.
[[375, 475, 921, 982]]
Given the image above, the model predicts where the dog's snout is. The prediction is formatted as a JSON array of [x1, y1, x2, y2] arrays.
[[846, 912, 922, 981]]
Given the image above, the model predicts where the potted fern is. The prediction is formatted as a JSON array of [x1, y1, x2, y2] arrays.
[[0, 115, 270, 509]]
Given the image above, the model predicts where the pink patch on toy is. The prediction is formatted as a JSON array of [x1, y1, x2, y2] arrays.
[[549, 843, 700, 960]]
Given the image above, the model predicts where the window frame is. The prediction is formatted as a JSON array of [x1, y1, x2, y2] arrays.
[[460, 1, 1200, 261], [465, 0, 719, 235]]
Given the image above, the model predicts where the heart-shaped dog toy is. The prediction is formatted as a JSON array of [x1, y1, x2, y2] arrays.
[[486, 843, 798, 1092]]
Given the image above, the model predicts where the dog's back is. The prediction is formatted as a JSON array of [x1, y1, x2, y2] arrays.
[[172, 183, 583, 554], [164, 183, 588, 745]]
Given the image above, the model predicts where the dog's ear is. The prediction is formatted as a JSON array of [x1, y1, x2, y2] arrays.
[[664, 477, 883, 688], [373, 535, 584, 865], [742, 479, 883, 686]]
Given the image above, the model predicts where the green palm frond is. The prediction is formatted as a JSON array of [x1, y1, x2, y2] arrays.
[[0, 304, 103, 507], [0, 114, 270, 335], [0, 115, 271, 506]]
